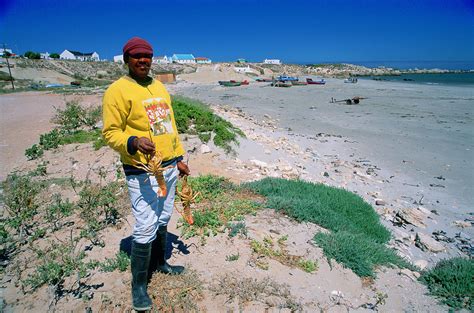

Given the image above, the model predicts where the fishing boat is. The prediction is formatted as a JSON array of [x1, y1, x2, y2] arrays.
[[277, 75, 299, 81], [256, 77, 273, 82], [219, 81, 241, 87], [291, 80, 308, 86], [306, 78, 326, 85], [344, 77, 358, 83]]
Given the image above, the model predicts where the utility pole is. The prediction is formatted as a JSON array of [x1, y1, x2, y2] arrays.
[[2, 43, 15, 90]]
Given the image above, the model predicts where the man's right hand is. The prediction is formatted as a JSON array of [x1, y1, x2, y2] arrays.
[[133, 137, 155, 155]]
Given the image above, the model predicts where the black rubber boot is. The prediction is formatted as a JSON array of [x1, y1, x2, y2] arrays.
[[154, 225, 185, 275], [131, 241, 152, 311]]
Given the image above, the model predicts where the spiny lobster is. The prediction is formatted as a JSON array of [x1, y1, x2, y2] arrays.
[[175, 175, 200, 225], [133, 151, 174, 197]]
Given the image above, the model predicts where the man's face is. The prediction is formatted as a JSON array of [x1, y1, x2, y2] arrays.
[[127, 53, 152, 79]]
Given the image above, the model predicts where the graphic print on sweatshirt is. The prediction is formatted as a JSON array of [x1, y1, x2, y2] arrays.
[[142, 98, 174, 136]]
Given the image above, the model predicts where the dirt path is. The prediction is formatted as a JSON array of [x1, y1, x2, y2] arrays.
[[0, 92, 101, 181]]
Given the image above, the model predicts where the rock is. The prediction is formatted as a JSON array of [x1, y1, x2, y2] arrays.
[[392, 228, 412, 244], [250, 159, 268, 169], [200, 144, 211, 154], [415, 233, 445, 253], [96, 70, 108, 77], [399, 268, 421, 281], [265, 295, 285, 307], [453, 220, 471, 228], [395, 208, 428, 228], [375, 199, 386, 206], [414, 259, 429, 270]]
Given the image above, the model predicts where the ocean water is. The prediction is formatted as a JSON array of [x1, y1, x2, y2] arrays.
[[351, 60, 474, 71], [360, 72, 474, 86]]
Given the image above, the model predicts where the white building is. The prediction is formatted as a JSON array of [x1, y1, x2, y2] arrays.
[[40, 52, 51, 60], [0, 48, 13, 56], [60, 50, 100, 61], [152, 56, 172, 64], [234, 65, 254, 73], [195, 57, 211, 64], [171, 54, 195, 64], [264, 59, 281, 65], [113, 54, 124, 63]]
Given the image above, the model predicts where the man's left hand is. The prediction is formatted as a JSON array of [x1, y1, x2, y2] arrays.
[[177, 161, 190, 177]]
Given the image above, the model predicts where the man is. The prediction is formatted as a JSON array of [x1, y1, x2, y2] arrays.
[[102, 37, 190, 311]]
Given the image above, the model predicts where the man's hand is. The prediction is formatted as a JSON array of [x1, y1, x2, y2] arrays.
[[177, 161, 190, 177], [133, 137, 155, 155]]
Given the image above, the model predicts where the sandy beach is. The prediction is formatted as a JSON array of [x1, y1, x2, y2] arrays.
[[0, 73, 472, 311], [170, 78, 474, 255]]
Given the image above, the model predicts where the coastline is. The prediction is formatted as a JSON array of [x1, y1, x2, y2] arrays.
[[169, 77, 473, 264]]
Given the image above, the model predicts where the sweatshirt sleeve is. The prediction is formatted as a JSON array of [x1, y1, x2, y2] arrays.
[[102, 87, 130, 156]]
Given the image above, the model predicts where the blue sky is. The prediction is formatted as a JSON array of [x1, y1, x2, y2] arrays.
[[1, 0, 473, 65]]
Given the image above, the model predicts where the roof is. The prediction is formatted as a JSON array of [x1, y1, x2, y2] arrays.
[[195, 57, 209, 60], [173, 54, 195, 60], [68, 50, 95, 57]]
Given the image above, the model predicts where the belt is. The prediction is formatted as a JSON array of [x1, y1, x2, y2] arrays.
[[123, 157, 178, 176]]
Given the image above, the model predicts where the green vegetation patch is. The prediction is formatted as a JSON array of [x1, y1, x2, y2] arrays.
[[25, 100, 105, 160], [172, 95, 245, 154], [314, 231, 410, 277], [176, 175, 262, 241], [419, 257, 473, 310], [245, 177, 407, 277], [250, 235, 318, 273]]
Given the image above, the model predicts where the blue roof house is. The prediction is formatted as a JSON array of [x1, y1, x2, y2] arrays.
[[171, 54, 195, 64]]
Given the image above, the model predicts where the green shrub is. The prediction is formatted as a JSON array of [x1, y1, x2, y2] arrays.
[[419, 258, 473, 310], [39, 129, 61, 150], [46, 193, 75, 230], [314, 231, 411, 277], [25, 144, 44, 160], [172, 95, 245, 153], [100, 251, 130, 272], [51, 100, 87, 132], [2, 173, 41, 230], [245, 177, 406, 277], [177, 175, 261, 241], [25, 240, 98, 292], [246, 178, 390, 243], [226, 221, 247, 238]]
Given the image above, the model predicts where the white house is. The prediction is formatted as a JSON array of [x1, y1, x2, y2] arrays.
[[60, 50, 100, 61], [152, 56, 172, 64], [171, 54, 195, 64], [40, 52, 51, 60], [233, 65, 254, 73], [195, 57, 211, 64], [0, 48, 13, 56], [113, 54, 124, 63], [264, 59, 281, 65]]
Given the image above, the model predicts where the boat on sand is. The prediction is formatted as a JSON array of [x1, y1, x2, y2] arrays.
[[306, 78, 326, 85], [219, 81, 241, 87]]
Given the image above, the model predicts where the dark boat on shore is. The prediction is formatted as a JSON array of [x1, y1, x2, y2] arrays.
[[219, 81, 241, 87], [306, 78, 326, 85], [291, 80, 308, 86]]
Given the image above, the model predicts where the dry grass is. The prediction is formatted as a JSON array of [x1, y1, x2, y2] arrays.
[[148, 268, 204, 312], [210, 274, 302, 311]]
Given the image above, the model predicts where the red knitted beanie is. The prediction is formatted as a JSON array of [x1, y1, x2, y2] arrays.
[[123, 37, 153, 55]]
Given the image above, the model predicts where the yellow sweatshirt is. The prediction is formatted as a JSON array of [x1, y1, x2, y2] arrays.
[[102, 76, 185, 166]]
